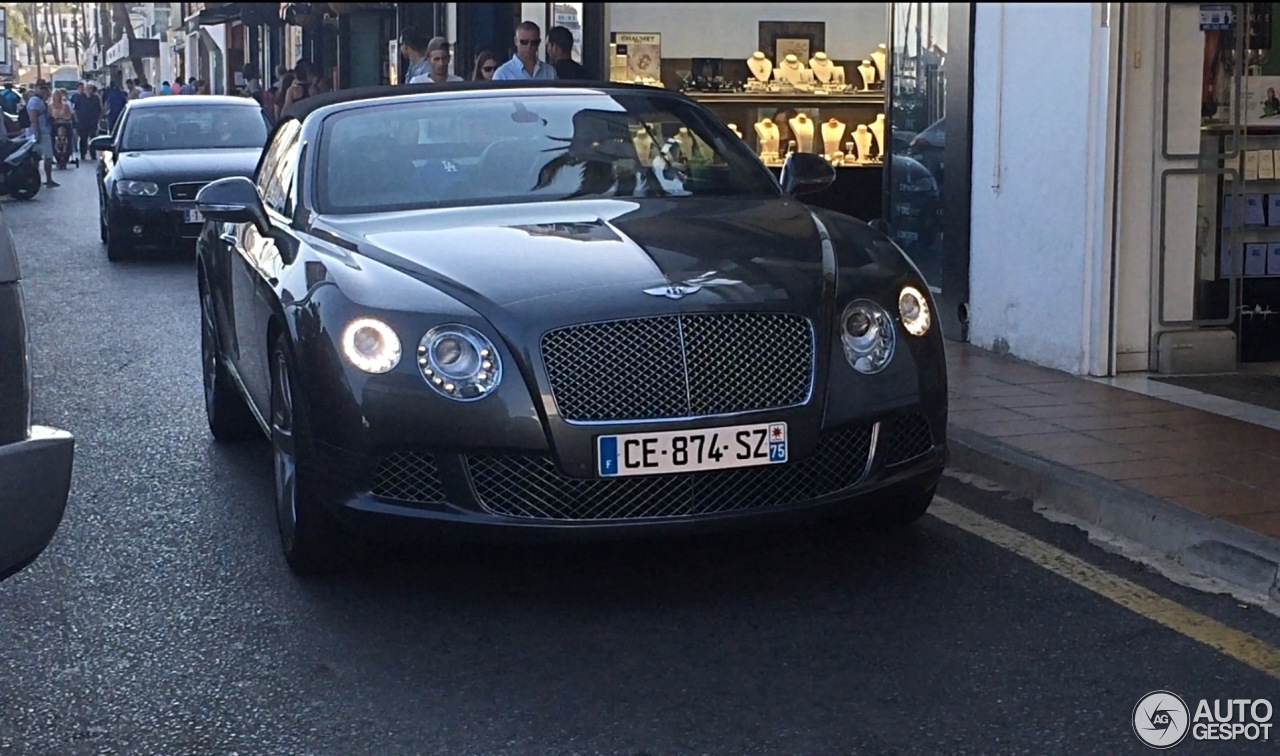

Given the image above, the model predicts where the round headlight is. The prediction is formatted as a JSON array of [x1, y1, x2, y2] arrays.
[[418, 324, 502, 401], [840, 300, 895, 374], [899, 285, 931, 337], [341, 318, 402, 374]]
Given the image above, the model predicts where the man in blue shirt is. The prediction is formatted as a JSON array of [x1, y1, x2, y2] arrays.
[[492, 21, 558, 81]]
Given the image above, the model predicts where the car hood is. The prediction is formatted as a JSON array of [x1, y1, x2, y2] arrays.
[[115, 148, 261, 182], [317, 197, 830, 326]]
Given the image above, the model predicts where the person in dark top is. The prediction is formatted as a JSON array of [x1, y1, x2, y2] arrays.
[[104, 83, 128, 131], [75, 83, 104, 159], [546, 26, 589, 80]]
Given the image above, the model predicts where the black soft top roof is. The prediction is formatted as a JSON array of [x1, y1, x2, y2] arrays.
[[280, 80, 674, 121]]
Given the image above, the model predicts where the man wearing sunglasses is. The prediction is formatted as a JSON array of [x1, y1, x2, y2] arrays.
[[492, 21, 559, 81]]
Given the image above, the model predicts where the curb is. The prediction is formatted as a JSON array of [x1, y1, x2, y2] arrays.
[[946, 426, 1280, 614]]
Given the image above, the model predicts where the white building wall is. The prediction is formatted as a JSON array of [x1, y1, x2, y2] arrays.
[[968, 3, 1119, 375]]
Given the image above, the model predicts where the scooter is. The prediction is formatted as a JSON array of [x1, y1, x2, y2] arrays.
[[0, 135, 42, 200]]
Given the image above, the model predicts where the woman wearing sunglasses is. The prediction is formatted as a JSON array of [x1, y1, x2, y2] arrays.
[[471, 50, 499, 82]]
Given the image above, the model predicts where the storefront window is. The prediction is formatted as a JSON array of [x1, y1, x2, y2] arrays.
[[886, 2, 947, 290], [602, 3, 891, 221]]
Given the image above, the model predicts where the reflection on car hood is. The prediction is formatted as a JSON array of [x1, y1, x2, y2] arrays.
[[116, 148, 261, 182], [318, 198, 829, 322]]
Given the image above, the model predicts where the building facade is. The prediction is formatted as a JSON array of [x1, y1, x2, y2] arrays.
[[966, 2, 1280, 381]]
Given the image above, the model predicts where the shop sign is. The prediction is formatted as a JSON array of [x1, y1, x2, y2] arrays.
[[1200, 4, 1236, 30]]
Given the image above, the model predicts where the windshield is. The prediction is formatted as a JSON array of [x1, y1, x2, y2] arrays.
[[119, 105, 270, 151], [315, 92, 780, 214]]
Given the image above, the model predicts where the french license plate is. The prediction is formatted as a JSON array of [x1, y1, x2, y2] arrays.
[[597, 422, 787, 478], [184, 209, 203, 224]]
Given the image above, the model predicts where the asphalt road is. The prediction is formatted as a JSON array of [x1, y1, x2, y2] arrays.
[[2, 165, 1278, 756]]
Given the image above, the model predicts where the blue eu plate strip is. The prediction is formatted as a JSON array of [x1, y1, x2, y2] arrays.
[[598, 436, 619, 476]]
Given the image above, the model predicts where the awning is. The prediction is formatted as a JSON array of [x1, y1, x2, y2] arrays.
[[105, 36, 161, 65]]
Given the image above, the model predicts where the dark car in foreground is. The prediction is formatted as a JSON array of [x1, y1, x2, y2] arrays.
[[195, 82, 948, 574], [0, 207, 73, 582], [92, 95, 270, 261]]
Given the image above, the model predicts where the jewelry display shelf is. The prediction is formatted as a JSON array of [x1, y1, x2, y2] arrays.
[[684, 91, 885, 106]]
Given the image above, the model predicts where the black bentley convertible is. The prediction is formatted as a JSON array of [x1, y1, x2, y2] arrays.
[[194, 81, 948, 574], [93, 95, 270, 261]]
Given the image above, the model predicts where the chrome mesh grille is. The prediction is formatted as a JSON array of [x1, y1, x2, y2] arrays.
[[467, 425, 873, 521], [541, 313, 813, 422], [370, 452, 446, 505], [169, 182, 208, 202], [881, 413, 935, 467]]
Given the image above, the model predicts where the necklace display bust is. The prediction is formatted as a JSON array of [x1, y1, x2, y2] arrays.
[[809, 52, 834, 84], [746, 51, 773, 83], [754, 118, 781, 158], [852, 124, 873, 163], [788, 112, 814, 153], [821, 118, 846, 156], [632, 129, 653, 160], [675, 127, 695, 158], [857, 60, 876, 90], [774, 54, 809, 86], [727, 122, 744, 139], [869, 114, 886, 159], [871, 44, 888, 82]]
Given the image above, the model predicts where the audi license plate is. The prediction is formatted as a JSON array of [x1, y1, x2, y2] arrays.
[[597, 422, 787, 478], [184, 209, 204, 224]]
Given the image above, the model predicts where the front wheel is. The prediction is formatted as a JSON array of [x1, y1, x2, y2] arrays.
[[270, 333, 347, 575], [200, 274, 259, 442], [105, 214, 132, 262], [10, 163, 40, 200]]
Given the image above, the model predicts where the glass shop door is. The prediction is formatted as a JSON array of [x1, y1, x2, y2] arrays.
[[885, 3, 972, 342]]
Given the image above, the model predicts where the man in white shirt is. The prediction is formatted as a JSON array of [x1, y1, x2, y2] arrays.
[[409, 37, 464, 84], [492, 21, 558, 81]]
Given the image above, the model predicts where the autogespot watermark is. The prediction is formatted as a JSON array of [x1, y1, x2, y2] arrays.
[[1133, 690, 1273, 749]]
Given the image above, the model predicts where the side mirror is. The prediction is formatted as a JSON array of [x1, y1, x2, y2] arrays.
[[89, 135, 113, 153], [779, 152, 836, 196], [195, 176, 269, 234]]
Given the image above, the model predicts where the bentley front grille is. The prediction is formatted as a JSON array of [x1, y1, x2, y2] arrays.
[[467, 425, 873, 521], [881, 413, 935, 467], [370, 452, 446, 505], [168, 181, 208, 202], [541, 312, 814, 423]]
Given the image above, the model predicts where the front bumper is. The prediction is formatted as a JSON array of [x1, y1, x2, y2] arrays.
[[0, 426, 74, 580], [311, 410, 946, 543], [108, 197, 205, 247]]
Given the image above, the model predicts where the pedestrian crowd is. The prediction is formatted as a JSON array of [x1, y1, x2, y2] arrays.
[[396, 21, 589, 86], [0, 20, 592, 188]]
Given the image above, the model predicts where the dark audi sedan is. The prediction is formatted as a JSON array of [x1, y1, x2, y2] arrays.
[[93, 95, 270, 261], [195, 82, 948, 574]]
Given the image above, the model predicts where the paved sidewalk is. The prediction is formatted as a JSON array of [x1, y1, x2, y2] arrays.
[[943, 342, 1280, 613]]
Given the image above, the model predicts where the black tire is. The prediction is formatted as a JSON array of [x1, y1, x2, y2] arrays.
[[269, 332, 347, 575], [11, 164, 40, 200], [99, 198, 108, 243], [200, 273, 259, 442], [105, 216, 132, 261]]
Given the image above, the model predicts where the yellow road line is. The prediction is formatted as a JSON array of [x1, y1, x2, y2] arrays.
[[930, 498, 1280, 680]]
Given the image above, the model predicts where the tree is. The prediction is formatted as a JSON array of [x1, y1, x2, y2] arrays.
[[4, 3, 32, 48], [110, 2, 145, 80]]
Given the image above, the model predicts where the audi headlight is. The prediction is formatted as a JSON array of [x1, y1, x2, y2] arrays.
[[117, 180, 160, 196], [899, 286, 931, 337], [341, 318, 402, 374], [418, 324, 502, 401], [840, 300, 895, 374]]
